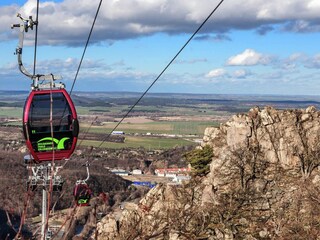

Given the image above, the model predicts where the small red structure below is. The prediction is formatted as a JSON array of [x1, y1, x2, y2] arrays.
[[74, 183, 92, 206]]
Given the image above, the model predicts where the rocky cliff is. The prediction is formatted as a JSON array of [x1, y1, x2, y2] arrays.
[[97, 106, 320, 239]]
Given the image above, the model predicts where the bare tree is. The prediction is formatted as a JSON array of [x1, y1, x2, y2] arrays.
[[294, 117, 320, 178]]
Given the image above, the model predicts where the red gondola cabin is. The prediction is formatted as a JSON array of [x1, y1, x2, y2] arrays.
[[23, 89, 79, 162], [74, 183, 92, 206]]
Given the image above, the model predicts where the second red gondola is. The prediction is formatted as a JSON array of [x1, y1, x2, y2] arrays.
[[74, 183, 92, 206]]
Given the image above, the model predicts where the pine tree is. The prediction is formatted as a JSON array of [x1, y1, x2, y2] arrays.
[[185, 145, 213, 176]]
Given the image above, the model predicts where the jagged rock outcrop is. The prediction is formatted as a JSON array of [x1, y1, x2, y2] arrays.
[[203, 106, 320, 180], [97, 106, 320, 239], [97, 183, 206, 239]]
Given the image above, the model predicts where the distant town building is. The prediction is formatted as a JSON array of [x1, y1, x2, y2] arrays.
[[155, 168, 191, 178], [193, 139, 203, 143], [172, 175, 191, 184], [112, 131, 125, 135], [110, 169, 129, 176], [132, 169, 143, 175]]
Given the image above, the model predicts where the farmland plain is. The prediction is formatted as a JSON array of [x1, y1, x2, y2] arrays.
[[1, 91, 320, 149]]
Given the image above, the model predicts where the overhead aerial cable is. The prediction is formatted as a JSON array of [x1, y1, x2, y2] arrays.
[[65, 0, 103, 153], [12, 6, 79, 238], [12, 0, 224, 233], [70, 0, 103, 94], [14, 2, 41, 237], [33, 0, 40, 76], [96, 0, 225, 149]]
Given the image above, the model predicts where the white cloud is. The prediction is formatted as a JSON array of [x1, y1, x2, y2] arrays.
[[282, 20, 320, 33], [278, 53, 305, 70], [2, 0, 320, 46], [175, 58, 207, 64], [205, 68, 226, 78], [226, 49, 271, 66], [288, 53, 305, 62], [304, 54, 320, 69], [232, 69, 251, 78]]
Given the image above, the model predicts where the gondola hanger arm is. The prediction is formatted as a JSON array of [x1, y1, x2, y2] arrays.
[[77, 162, 90, 184], [11, 13, 63, 89], [11, 14, 36, 79]]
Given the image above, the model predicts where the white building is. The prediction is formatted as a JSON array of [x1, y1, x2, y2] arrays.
[[112, 131, 125, 135], [154, 168, 191, 178], [172, 175, 191, 184], [110, 169, 129, 176], [132, 169, 143, 175]]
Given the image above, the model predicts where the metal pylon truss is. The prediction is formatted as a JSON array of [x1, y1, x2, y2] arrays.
[[27, 163, 64, 191], [26, 163, 64, 239]]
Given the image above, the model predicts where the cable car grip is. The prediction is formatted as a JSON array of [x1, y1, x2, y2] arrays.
[[11, 13, 63, 90]]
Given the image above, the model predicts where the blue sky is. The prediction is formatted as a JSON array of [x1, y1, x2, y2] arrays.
[[0, 0, 320, 95]]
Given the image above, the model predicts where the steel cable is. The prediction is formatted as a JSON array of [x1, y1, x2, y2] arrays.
[[97, 0, 225, 149], [33, 0, 40, 76], [69, 0, 103, 94], [23, 0, 225, 238]]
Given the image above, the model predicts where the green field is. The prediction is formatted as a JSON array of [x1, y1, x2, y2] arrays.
[[0, 107, 22, 118], [0, 101, 219, 150], [76, 104, 220, 117], [82, 120, 218, 136], [171, 121, 219, 135], [80, 136, 197, 149], [79, 120, 215, 149]]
